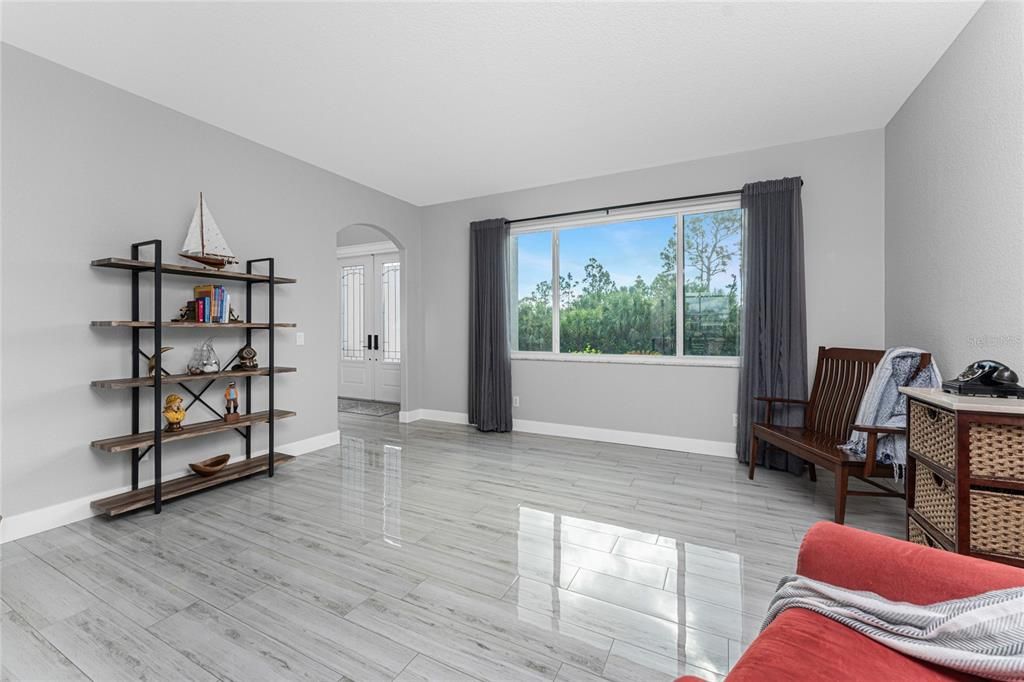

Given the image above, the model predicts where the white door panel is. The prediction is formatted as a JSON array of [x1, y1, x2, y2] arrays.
[[338, 256, 373, 400], [374, 258, 402, 404], [338, 253, 401, 404]]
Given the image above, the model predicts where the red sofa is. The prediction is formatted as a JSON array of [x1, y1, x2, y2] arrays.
[[681, 522, 1024, 681]]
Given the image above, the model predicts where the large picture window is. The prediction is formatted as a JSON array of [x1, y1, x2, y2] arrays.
[[510, 199, 742, 361]]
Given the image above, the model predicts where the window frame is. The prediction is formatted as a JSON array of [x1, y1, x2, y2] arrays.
[[510, 195, 742, 367]]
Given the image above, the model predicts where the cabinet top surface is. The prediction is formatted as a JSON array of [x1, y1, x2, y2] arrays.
[[901, 387, 1024, 415]]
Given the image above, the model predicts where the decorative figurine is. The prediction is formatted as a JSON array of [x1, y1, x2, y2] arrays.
[[228, 306, 242, 323], [163, 394, 186, 432], [187, 338, 221, 375], [232, 345, 258, 371], [175, 301, 197, 322], [147, 347, 174, 376], [224, 381, 240, 423]]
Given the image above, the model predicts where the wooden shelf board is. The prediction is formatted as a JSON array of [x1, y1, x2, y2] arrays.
[[92, 366, 296, 389], [92, 257, 296, 284], [91, 409, 296, 452], [91, 453, 294, 516], [91, 320, 296, 329]]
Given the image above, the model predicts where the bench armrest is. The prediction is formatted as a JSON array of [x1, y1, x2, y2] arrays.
[[753, 396, 808, 425], [851, 424, 905, 434], [754, 396, 808, 405], [850, 424, 906, 475]]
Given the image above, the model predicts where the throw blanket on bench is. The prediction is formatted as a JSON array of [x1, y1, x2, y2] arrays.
[[841, 346, 942, 480], [764, 575, 1024, 681]]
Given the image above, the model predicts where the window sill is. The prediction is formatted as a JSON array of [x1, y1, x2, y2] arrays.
[[511, 352, 740, 368]]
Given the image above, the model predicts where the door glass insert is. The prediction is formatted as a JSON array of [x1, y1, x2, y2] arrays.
[[340, 265, 365, 360], [380, 261, 401, 363]]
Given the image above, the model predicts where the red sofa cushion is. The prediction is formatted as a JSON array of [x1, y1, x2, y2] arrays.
[[723, 609, 977, 682]]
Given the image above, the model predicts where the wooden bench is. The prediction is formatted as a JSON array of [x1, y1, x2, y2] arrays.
[[747, 346, 931, 524]]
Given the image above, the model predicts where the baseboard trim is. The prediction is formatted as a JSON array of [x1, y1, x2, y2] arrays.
[[267, 430, 340, 456], [399, 409, 468, 425], [0, 430, 340, 544], [513, 419, 736, 458], [402, 411, 735, 458]]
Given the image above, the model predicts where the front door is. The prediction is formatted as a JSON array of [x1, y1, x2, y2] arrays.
[[338, 253, 401, 403]]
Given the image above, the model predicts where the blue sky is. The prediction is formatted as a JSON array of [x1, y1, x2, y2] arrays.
[[514, 212, 741, 300]]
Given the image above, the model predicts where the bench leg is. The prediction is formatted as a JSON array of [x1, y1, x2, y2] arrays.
[[747, 435, 759, 480], [808, 463, 817, 482], [834, 467, 848, 525]]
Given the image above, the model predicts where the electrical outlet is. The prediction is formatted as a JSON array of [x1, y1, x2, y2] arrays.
[[513, 396, 520, 407], [296, 332, 305, 346], [732, 413, 738, 427]]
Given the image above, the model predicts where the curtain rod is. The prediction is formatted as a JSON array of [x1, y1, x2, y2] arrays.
[[505, 180, 803, 226]]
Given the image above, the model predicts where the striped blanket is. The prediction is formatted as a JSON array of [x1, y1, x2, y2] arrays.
[[763, 576, 1024, 681]]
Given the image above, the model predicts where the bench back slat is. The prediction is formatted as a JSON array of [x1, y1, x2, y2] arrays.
[[806, 347, 885, 442]]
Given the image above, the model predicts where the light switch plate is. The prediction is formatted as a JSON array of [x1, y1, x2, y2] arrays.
[[296, 332, 305, 346]]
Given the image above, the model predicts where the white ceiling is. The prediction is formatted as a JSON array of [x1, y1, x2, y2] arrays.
[[3, 2, 980, 206]]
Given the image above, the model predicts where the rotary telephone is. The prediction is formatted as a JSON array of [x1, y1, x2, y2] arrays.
[[942, 360, 1024, 397]]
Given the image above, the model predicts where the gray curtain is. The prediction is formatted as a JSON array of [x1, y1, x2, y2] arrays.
[[468, 218, 513, 432], [736, 177, 808, 473]]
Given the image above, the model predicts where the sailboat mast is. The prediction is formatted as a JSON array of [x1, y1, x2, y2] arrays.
[[199, 191, 206, 256]]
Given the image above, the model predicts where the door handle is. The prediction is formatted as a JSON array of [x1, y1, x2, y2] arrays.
[[367, 334, 372, 350], [373, 334, 379, 351]]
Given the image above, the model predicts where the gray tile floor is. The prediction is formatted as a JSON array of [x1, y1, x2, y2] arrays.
[[1, 411, 905, 681]]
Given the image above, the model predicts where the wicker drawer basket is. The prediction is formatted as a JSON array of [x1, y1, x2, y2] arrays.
[[970, 490, 1024, 559], [968, 422, 1024, 482], [912, 464, 956, 539], [908, 517, 944, 550], [909, 402, 957, 471]]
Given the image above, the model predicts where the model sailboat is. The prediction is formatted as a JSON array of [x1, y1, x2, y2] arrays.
[[180, 192, 238, 269]]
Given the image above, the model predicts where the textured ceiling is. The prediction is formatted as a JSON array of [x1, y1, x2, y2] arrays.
[[3, 2, 980, 205]]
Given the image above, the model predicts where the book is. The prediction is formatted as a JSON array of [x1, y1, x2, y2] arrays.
[[193, 284, 230, 323]]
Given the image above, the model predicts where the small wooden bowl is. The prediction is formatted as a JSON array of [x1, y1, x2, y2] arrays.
[[189, 454, 230, 476]]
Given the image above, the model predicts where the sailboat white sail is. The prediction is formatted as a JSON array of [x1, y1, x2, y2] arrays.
[[180, 193, 238, 269]]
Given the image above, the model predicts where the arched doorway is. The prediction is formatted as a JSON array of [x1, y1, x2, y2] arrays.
[[336, 224, 404, 414]]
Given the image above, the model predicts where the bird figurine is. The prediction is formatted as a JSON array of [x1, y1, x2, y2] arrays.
[[148, 347, 174, 376]]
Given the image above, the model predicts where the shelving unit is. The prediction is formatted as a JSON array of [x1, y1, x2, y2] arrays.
[[90, 241, 297, 515], [91, 320, 296, 329]]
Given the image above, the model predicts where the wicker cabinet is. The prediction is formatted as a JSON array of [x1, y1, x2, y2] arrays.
[[902, 387, 1024, 567]]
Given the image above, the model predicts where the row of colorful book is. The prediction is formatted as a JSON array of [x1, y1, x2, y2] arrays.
[[181, 284, 231, 323]]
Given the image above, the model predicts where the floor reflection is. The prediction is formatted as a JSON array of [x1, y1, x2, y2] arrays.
[[515, 506, 745, 676], [340, 434, 403, 546], [382, 444, 402, 546]]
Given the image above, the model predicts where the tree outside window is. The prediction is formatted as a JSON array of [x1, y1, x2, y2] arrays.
[[511, 206, 742, 357]]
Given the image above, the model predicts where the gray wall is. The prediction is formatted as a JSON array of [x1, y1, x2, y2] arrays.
[[885, 1, 1024, 376], [1, 45, 423, 518], [337, 224, 392, 247], [419, 130, 886, 445]]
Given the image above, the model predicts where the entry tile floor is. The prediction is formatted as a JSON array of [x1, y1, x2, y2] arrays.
[[1, 412, 904, 681]]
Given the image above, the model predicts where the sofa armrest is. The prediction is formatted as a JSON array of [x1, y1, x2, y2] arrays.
[[797, 522, 1024, 604]]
